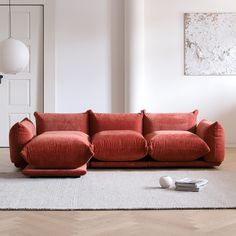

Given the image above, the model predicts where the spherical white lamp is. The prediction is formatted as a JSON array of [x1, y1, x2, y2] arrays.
[[0, 38, 29, 74]]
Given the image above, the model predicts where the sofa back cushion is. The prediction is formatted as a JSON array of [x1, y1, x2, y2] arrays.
[[143, 110, 198, 135], [34, 112, 89, 135], [89, 110, 143, 136]]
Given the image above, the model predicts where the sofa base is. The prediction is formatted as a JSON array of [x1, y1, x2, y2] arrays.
[[22, 164, 87, 177], [88, 160, 221, 168]]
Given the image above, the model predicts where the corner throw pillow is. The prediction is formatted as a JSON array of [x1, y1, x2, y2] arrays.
[[197, 120, 225, 163], [9, 118, 35, 167]]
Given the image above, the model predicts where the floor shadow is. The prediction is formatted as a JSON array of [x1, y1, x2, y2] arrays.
[[144, 186, 163, 190], [0, 171, 25, 179], [143, 186, 176, 191]]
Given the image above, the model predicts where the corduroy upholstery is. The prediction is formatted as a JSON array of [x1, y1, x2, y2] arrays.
[[34, 112, 89, 135], [8, 110, 225, 177], [21, 131, 94, 169], [22, 164, 87, 177], [145, 130, 210, 162], [88, 160, 221, 168], [92, 130, 147, 161], [197, 120, 225, 163], [9, 118, 35, 168], [89, 110, 143, 136], [143, 110, 198, 135]]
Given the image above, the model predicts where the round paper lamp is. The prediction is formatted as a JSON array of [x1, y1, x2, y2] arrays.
[[0, 38, 29, 74]]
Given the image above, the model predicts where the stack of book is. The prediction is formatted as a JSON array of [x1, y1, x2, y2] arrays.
[[175, 178, 208, 192]]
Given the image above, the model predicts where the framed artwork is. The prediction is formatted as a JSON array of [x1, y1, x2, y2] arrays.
[[184, 13, 236, 76]]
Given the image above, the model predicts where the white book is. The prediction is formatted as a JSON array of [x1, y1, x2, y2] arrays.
[[175, 185, 206, 192], [175, 178, 208, 188]]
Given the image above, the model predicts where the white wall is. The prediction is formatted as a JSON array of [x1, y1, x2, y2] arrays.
[[55, 0, 236, 145], [55, 0, 124, 113], [124, 0, 145, 112], [143, 0, 236, 146]]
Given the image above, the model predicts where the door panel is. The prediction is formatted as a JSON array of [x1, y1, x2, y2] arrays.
[[9, 79, 30, 105], [0, 5, 43, 147], [0, 9, 8, 41], [11, 11, 30, 39]]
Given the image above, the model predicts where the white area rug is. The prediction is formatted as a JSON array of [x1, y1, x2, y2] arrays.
[[0, 169, 236, 210]]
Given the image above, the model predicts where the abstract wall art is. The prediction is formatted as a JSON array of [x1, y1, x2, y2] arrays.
[[184, 13, 236, 76]]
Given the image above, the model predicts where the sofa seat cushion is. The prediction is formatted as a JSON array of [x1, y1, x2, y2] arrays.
[[92, 130, 148, 161], [146, 130, 210, 162], [21, 131, 94, 169]]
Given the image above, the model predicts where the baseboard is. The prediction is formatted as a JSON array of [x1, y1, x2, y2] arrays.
[[226, 144, 236, 148]]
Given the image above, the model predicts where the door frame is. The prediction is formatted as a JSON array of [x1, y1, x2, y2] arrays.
[[0, 0, 56, 112]]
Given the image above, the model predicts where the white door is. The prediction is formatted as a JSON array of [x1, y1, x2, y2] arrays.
[[0, 5, 43, 147]]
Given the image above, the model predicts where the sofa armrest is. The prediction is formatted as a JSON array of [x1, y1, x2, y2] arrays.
[[196, 119, 225, 163], [9, 118, 36, 168]]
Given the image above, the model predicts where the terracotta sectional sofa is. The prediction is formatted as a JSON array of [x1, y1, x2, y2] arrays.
[[9, 110, 225, 177]]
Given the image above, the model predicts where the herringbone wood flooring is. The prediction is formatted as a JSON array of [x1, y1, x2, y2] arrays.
[[0, 148, 236, 236]]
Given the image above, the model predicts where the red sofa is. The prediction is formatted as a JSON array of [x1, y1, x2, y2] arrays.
[[9, 110, 225, 177]]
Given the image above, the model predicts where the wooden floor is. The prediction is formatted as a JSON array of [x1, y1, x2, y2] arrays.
[[0, 148, 236, 236]]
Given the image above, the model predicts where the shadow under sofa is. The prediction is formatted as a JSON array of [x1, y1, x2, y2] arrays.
[[9, 109, 225, 177]]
